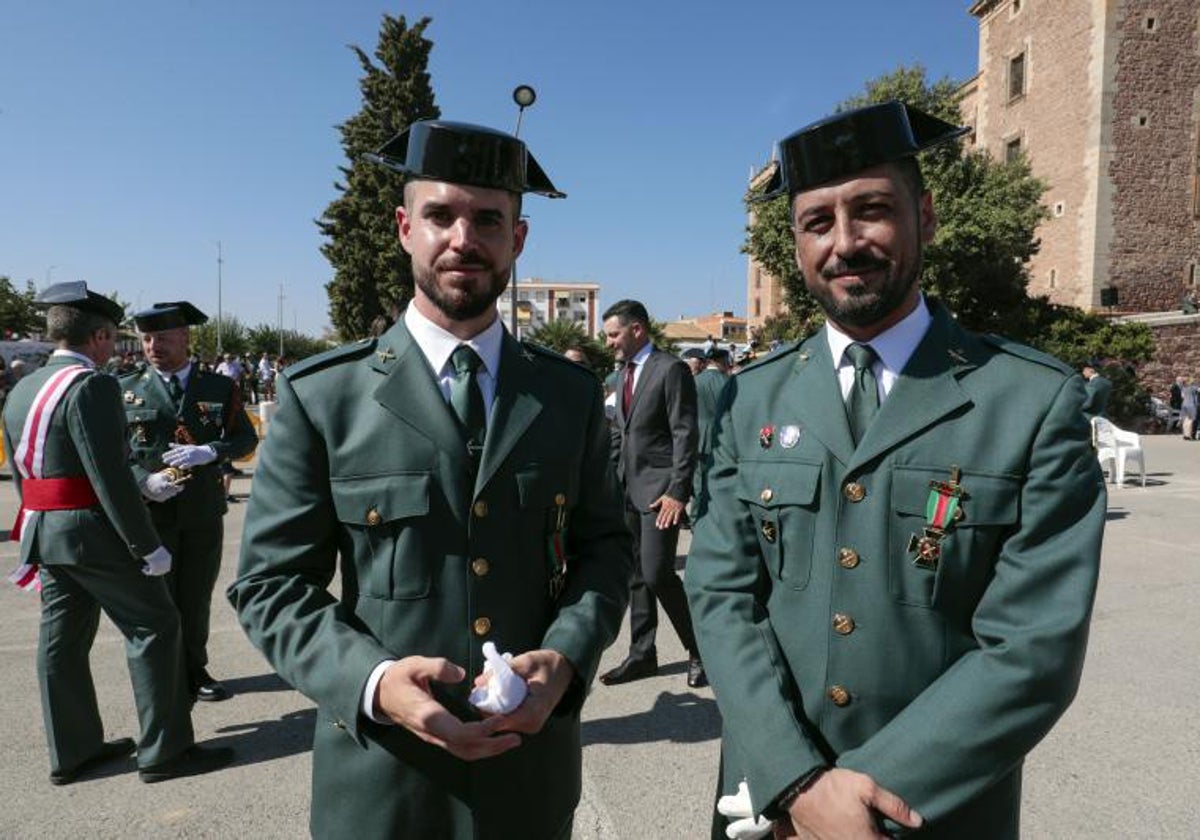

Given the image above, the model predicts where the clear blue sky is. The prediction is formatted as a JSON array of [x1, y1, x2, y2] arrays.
[[1, 1, 980, 337]]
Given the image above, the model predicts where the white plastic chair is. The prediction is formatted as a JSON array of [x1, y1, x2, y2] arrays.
[[1150, 396, 1181, 432], [1091, 416, 1146, 487]]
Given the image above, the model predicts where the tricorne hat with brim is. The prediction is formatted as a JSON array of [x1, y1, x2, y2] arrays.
[[132, 301, 209, 332], [35, 281, 125, 325], [367, 120, 565, 198], [755, 100, 970, 201]]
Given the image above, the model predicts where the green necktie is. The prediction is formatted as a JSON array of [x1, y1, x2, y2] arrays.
[[168, 374, 184, 405], [844, 343, 880, 446], [449, 345, 486, 459]]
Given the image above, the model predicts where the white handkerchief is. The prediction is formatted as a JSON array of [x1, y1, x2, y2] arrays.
[[468, 641, 529, 714], [717, 780, 773, 840]]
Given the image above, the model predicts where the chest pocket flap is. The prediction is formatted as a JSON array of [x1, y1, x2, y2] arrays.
[[330, 472, 431, 525], [892, 467, 1021, 527], [735, 459, 821, 509], [125, 408, 160, 424]]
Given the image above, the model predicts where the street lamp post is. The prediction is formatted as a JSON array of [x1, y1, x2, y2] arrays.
[[216, 241, 224, 355], [509, 85, 537, 337]]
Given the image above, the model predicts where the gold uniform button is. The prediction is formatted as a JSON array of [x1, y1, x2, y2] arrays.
[[554, 492, 567, 506], [473, 617, 491, 636], [760, 488, 774, 503], [832, 613, 856, 635], [473, 500, 488, 518], [471, 558, 490, 577], [365, 508, 382, 527], [828, 685, 851, 707], [843, 482, 866, 502], [838, 548, 860, 569]]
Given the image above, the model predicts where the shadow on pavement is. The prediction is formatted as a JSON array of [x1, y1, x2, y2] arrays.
[[582, 690, 720, 746], [221, 671, 293, 695], [212, 707, 316, 766]]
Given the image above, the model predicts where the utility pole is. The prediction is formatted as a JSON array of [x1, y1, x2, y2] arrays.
[[216, 241, 224, 354], [278, 282, 285, 358]]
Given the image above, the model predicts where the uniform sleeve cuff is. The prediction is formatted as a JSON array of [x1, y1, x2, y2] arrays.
[[361, 659, 397, 723]]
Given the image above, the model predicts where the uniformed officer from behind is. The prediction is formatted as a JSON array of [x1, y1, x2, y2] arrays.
[[228, 120, 631, 839], [686, 102, 1105, 838], [122, 301, 258, 702], [2, 282, 233, 784]]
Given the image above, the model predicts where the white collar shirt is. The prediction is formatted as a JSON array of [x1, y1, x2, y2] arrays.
[[403, 304, 502, 416], [51, 349, 95, 369], [626, 341, 654, 393], [153, 362, 193, 391], [825, 293, 933, 402]]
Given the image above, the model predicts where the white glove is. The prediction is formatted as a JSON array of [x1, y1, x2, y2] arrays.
[[162, 443, 218, 469], [140, 470, 184, 502], [141, 546, 172, 577], [717, 780, 774, 840], [468, 641, 529, 714]]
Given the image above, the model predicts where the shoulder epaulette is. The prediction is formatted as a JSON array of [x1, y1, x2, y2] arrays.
[[979, 333, 1074, 375], [735, 338, 805, 375], [284, 338, 377, 380], [519, 342, 597, 378]]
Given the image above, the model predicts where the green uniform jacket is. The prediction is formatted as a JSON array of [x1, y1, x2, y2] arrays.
[[1082, 373, 1111, 419], [693, 367, 729, 506], [3, 356, 162, 565], [686, 303, 1105, 837], [228, 320, 631, 840], [120, 365, 258, 527]]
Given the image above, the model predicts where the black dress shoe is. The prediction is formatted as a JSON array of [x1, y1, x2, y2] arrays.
[[599, 655, 658, 686], [139, 745, 235, 783], [192, 671, 232, 702], [50, 737, 136, 786], [686, 656, 708, 689]]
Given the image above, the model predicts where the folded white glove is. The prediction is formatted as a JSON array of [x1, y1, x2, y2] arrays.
[[468, 641, 529, 714], [162, 443, 218, 468], [141, 546, 172, 577], [717, 780, 774, 840], [140, 470, 184, 503]]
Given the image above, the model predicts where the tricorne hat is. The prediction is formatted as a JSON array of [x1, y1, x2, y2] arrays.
[[367, 120, 565, 198], [132, 301, 209, 332], [35, 281, 125, 325], [755, 100, 969, 201]]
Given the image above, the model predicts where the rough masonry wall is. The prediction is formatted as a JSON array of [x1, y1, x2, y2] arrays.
[[1109, 0, 1200, 312]]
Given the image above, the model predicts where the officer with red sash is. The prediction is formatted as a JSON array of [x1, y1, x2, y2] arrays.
[[2, 282, 233, 784]]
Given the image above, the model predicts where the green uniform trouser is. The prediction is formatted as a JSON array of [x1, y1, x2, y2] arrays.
[[156, 520, 224, 685], [38, 563, 194, 771]]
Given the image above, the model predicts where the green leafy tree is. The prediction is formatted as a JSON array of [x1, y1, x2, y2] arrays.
[[192, 316, 249, 360], [0, 276, 42, 338], [524, 319, 613, 375], [319, 14, 440, 340], [245, 323, 332, 362]]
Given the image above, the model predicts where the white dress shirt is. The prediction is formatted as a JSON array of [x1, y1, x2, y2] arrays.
[[825, 293, 933, 402]]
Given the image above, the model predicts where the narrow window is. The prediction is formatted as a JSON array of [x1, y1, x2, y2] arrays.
[[1009, 52, 1026, 101], [1005, 136, 1024, 163], [1054, 201, 1065, 217], [1144, 16, 1157, 32], [1049, 269, 1057, 288]]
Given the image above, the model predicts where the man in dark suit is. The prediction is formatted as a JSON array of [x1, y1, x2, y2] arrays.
[[600, 299, 705, 688], [687, 102, 1104, 838], [2, 282, 232, 784], [122, 302, 258, 702], [1081, 363, 1112, 419], [228, 120, 631, 839]]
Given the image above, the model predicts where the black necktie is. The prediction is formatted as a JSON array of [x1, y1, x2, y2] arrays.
[[168, 374, 184, 406], [844, 343, 880, 445], [449, 345, 486, 459]]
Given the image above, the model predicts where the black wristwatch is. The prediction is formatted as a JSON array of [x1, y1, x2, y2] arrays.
[[765, 766, 828, 821]]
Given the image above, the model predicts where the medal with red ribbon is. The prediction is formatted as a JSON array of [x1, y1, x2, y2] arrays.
[[907, 466, 967, 570]]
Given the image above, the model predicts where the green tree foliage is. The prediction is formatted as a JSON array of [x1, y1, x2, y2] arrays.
[[190, 316, 328, 363], [192, 316, 248, 359], [0, 276, 42, 338], [319, 14, 440, 340], [524, 319, 613, 376]]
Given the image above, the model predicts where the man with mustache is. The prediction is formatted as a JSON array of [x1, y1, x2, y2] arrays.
[[686, 102, 1105, 838], [229, 120, 631, 839]]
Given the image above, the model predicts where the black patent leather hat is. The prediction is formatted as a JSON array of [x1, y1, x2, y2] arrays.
[[368, 120, 565, 198], [132, 301, 209, 332], [35, 281, 125, 324], [756, 101, 969, 200]]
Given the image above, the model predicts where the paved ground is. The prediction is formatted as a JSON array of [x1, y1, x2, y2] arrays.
[[0, 435, 1196, 838]]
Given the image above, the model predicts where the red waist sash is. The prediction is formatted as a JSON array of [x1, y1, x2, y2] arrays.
[[20, 476, 100, 511]]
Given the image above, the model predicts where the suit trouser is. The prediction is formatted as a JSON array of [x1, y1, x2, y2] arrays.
[[156, 518, 223, 684], [625, 504, 697, 660], [38, 562, 194, 771]]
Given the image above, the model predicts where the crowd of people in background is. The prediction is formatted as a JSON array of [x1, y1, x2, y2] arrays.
[[97, 350, 287, 406]]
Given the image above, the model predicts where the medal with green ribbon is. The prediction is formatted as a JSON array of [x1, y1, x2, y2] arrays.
[[546, 493, 569, 599], [907, 466, 967, 570]]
